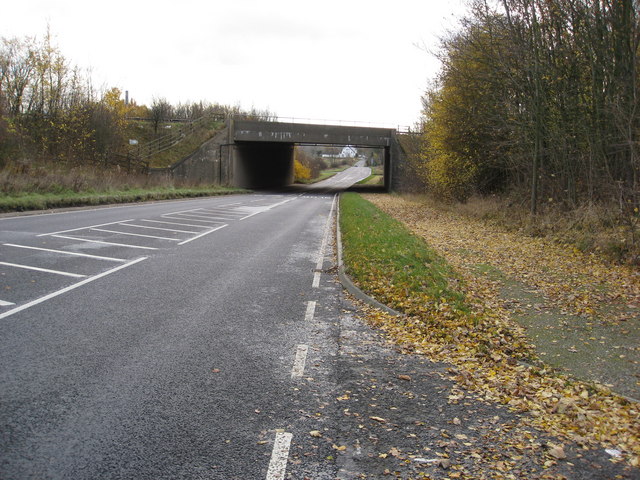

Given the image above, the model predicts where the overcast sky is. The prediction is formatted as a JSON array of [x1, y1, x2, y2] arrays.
[[1, 0, 467, 127]]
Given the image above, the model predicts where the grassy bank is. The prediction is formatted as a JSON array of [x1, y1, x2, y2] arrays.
[[0, 185, 247, 213], [339, 192, 639, 467], [0, 162, 246, 213]]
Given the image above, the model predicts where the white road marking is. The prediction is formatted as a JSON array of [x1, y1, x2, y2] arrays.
[[0, 300, 15, 307], [0, 261, 86, 278], [312, 194, 337, 288], [291, 344, 309, 379], [3, 243, 126, 262], [304, 300, 316, 322], [119, 223, 199, 234], [239, 197, 298, 221], [162, 214, 221, 224], [177, 224, 228, 246], [0, 257, 147, 320], [37, 220, 135, 237], [265, 432, 293, 480], [165, 212, 222, 220], [51, 235, 159, 250], [137, 219, 211, 229], [90, 228, 181, 241]]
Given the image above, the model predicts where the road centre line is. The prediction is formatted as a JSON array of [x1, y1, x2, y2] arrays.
[[0, 261, 87, 278], [0, 257, 147, 320], [0, 300, 16, 306], [291, 344, 309, 379], [177, 224, 228, 246], [119, 223, 199, 234], [304, 301, 316, 322], [239, 197, 299, 221], [265, 431, 293, 480], [51, 235, 158, 250], [90, 228, 181, 241], [37, 219, 136, 237], [3, 244, 127, 262]]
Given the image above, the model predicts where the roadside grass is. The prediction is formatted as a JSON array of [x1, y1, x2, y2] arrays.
[[339, 192, 640, 468], [356, 173, 384, 186], [0, 160, 247, 213], [296, 166, 351, 185], [339, 192, 467, 313], [0, 185, 247, 213]]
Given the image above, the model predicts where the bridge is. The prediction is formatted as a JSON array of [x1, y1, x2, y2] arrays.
[[166, 118, 406, 190]]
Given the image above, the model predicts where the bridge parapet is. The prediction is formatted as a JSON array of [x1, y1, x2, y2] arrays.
[[232, 120, 395, 147]]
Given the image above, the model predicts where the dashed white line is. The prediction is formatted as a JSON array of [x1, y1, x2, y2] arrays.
[[0, 300, 15, 307], [177, 224, 228, 246], [90, 228, 181, 241], [291, 344, 309, 379], [304, 301, 316, 322], [37, 220, 135, 237], [51, 235, 159, 250], [0, 257, 147, 320], [3, 244, 126, 262], [0, 261, 86, 278], [265, 432, 293, 480]]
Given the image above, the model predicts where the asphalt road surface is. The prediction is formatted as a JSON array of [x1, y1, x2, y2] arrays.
[[0, 166, 370, 479], [1, 165, 636, 480]]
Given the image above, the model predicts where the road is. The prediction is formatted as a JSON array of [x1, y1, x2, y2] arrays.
[[0, 166, 369, 479], [1, 164, 634, 480]]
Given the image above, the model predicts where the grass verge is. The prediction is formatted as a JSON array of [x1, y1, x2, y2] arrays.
[[339, 192, 640, 468], [0, 186, 247, 213], [340, 192, 466, 312]]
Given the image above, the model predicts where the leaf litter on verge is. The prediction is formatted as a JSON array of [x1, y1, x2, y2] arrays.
[[348, 194, 640, 468]]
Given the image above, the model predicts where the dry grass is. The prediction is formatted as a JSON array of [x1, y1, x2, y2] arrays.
[[419, 194, 640, 266]]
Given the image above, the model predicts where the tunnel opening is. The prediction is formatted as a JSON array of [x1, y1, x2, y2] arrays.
[[233, 141, 295, 189]]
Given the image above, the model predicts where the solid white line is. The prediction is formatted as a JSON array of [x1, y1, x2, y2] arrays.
[[90, 228, 181, 241], [162, 214, 221, 224], [0, 257, 147, 320], [3, 243, 126, 263], [37, 219, 136, 237], [166, 212, 222, 220], [177, 224, 228, 246], [239, 197, 298, 221], [0, 300, 15, 307], [51, 235, 158, 250], [304, 301, 316, 322], [265, 432, 293, 480], [120, 223, 199, 234], [137, 219, 211, 229], [291, 344, 309, 379], [0, 261, 87, 278], [195, 211, 243, 219], [312, 195, 337, 288]]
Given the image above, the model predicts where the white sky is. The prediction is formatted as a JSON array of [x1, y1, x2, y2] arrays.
[[0, 0, 467, 128]]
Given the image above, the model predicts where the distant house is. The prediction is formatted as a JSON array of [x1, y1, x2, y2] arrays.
[[338, 146, 358, 158]]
